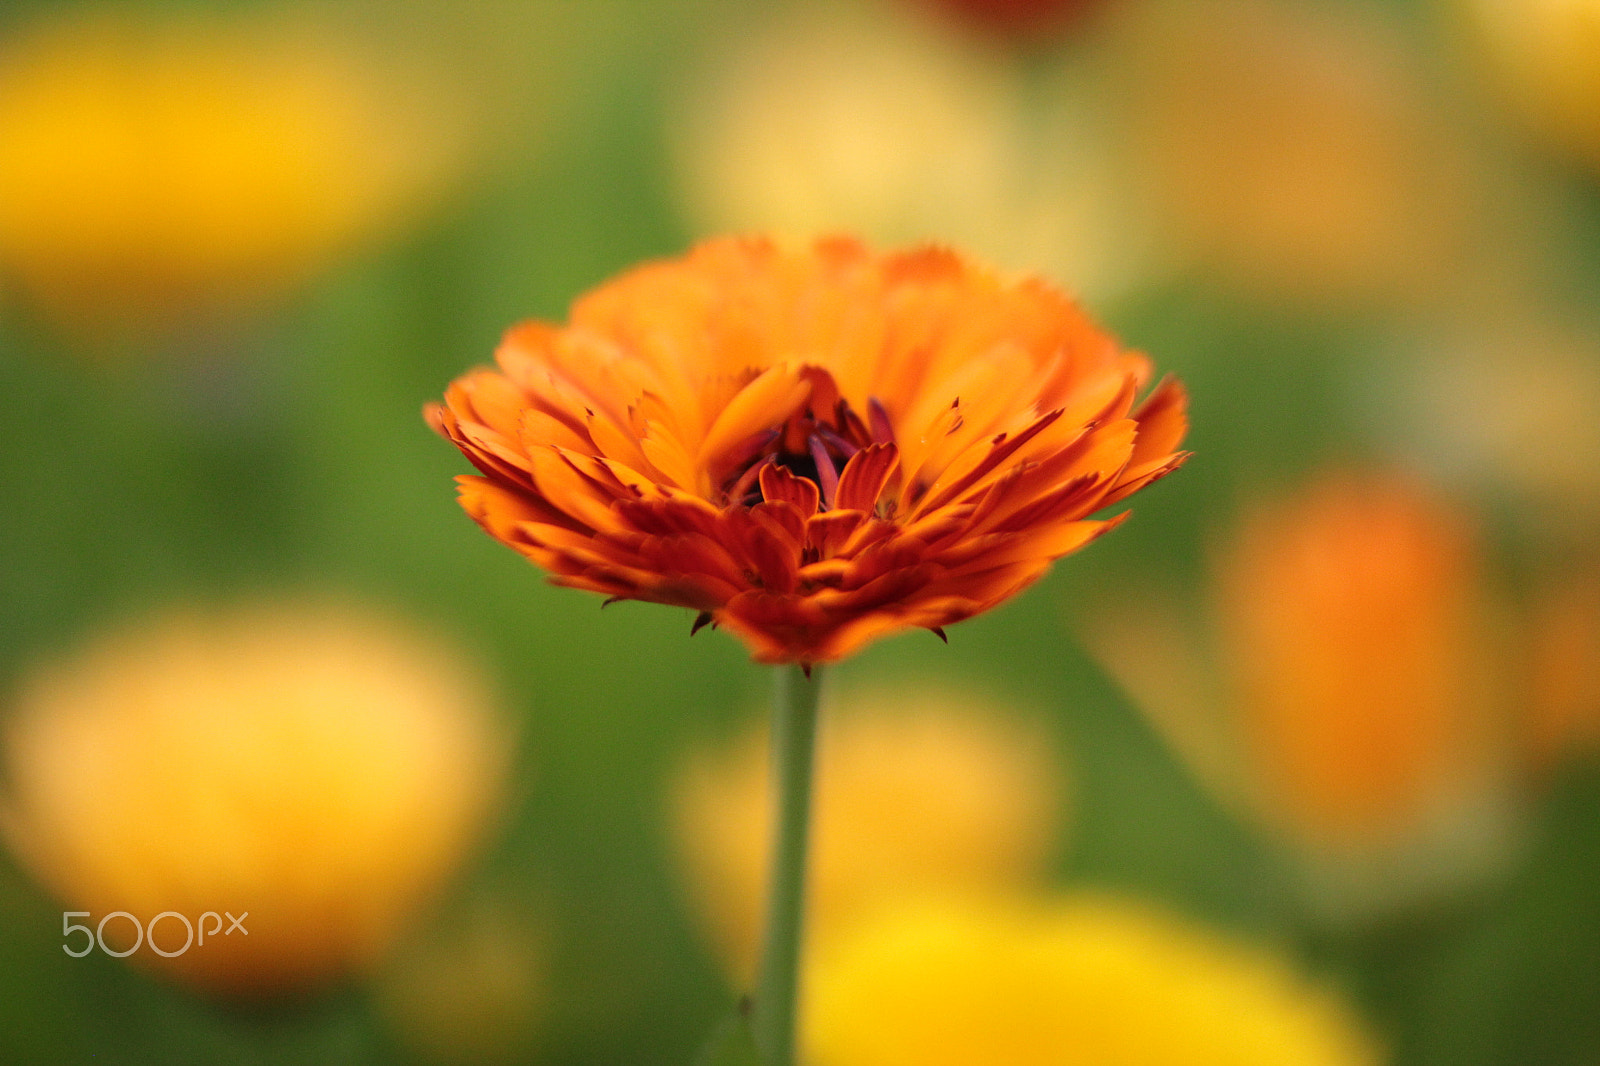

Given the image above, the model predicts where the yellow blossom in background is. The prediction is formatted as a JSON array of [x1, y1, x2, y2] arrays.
[[805, 895, 1380, 1066], [0, 11, 458, 340], [1086, 471, 1513, 918], [669, 3, 1150, 307], [1113, 0, 1474, 308], [0, 600, 510, 995], [1460, 0, 1600, 171], [671, 686, 1064, 977]]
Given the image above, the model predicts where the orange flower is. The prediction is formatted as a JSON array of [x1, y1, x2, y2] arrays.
[[1215, 472, 1495, 849], [428, 237, 1186, 664]]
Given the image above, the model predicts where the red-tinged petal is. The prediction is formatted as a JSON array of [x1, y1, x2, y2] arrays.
[[759, 463, 822, 517], [720, 511, 801, 595], [456, 475, 579, 536], [941, 515, 1127, 574], [1098, 451, 1192, 509], [810, 562, 937, 615], [613, 496, 724, 538], [834, 442, 900, 513], [913, 408, 1065, 517], [806, 613, 915, 664], [524, 449, 623, 531], [1129, 377, 1189, 468], [751, 499, 808, 549], [806, 510, 868, 558]]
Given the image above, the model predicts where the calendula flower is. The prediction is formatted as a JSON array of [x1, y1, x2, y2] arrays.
[[0, 600, 510, 995], [671, 685, 1064, 976], [805, 895, 1380, 1066], [428, 237, 1186, 665]]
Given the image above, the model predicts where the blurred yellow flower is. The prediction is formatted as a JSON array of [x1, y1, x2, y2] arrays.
[[805, 895, 1380, 1066], [669, 4, 1150, 306], [670, 686, 1064, 977], [1461, 0, 1600, 171], [1116, 0, 1472, 307], [1, 600, 510, 995], [0, 11, 456, 338], [1086, 471, 1512, 916]]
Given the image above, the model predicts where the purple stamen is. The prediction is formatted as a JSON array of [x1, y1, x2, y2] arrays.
[[727, 454, 773, 504], [868, 397, 895, 445], [809, 433, 840, 509], [815, 424, 860, 460]]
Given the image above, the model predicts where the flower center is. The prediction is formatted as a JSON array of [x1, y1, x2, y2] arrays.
[[720, 393, 894, 511]]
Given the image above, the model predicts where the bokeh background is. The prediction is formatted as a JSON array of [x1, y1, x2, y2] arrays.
[[2, 0, 1599, 1062]]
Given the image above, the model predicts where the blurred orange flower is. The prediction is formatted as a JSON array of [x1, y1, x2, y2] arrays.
[[429, 237, 1186, 665], [1087, 471, 1511, 916], [1213, 473, 1499, 849], [1528, 572, 1600, 768]]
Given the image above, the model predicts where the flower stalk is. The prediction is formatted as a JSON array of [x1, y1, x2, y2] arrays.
[[750, 663, 824, 1066]]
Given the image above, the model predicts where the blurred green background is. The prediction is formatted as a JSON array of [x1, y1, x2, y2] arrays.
[[2, 0, 1599, 1062]]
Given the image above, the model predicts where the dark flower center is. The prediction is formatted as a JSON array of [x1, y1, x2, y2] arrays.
[[719, 394, 894, 511]]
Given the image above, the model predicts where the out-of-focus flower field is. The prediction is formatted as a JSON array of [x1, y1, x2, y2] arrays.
[[2, 0, 1599, 1062]]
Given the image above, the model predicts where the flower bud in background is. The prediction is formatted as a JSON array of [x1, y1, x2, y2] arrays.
[[670, 686, 1064, 978], [1458, 0, 1600, 173], [1086, 471, 1515, 919], [0, 10, 460, 343], [0, 600, 511, 995], [804, 895, 1380, 1066]]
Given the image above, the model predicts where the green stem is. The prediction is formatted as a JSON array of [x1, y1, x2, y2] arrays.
[[750, 664, 824, 1066]]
